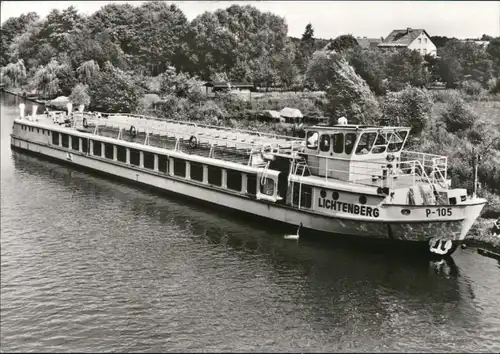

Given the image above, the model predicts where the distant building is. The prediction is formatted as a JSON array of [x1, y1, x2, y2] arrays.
[[203, 81, 256, 94], [355, 36, 382, 49], [460, 40, 490, 48], [378, 28, 437, 56]]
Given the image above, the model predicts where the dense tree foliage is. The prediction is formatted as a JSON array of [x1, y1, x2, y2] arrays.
[[1, 4, 498, 103]]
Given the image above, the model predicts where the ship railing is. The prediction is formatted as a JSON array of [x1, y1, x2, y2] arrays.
[[400, 150, 448, 187], [91, 111, 301, 143], [83, 118, 304, 158], [295, 153, 446, 191]]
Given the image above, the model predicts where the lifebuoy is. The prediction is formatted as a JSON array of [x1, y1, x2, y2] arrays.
[[129, 125, 137, 137], [83, 117, 89, 128], [189, 135, 198, 149]]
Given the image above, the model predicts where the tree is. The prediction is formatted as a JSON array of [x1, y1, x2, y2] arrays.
[[306, 51, 380, 125], [295, 23, 315, 72], [132, 1, 190, 75], [439, 39, 493, 87], [384, 49, 430, 91], [31, 60, 62, 99], [0, 12, 39, 66], [69, 83, 91, 106], [1, 59, 27, 87], [441, 97, 477, 134], [184, 5, 288, 80], [486, 37, 500, 76], [382, 86, 433, 135], [348, 47, 387, 95], [76, 60, 100, 84], [325, 34, 359, 53], [88, 62, 144, 112], [85, 3, 137, 53]]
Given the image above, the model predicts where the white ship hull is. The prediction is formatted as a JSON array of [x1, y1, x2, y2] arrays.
[[10, 134, 485, 256]]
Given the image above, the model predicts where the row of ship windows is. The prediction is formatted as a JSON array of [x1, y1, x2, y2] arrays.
[[21, 125, 51, 135], [21, 125, 314, 208]]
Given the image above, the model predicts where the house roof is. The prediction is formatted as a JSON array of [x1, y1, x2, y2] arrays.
[[355, 37, 382, 49], [378, 28, 430, 48], [203, 81, 254, 88]]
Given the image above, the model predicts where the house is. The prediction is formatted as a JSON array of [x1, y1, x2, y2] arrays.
[[203, 81, 256, 94], [378, 28, 437, 56], [355, 36, 382, 49]]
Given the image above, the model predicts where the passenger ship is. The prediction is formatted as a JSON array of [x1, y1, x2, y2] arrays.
[[10, 103, 487, 257]]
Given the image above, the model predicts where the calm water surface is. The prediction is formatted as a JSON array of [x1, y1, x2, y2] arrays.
[[1, 93, 500, 352]]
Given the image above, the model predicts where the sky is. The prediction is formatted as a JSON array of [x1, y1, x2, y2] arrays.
[[1, 1, 499, 39]]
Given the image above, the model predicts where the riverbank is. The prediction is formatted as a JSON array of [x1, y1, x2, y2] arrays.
[[465, 218, 500, 252]]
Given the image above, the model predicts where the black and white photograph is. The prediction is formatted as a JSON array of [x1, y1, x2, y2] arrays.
[[1, 0, 500, 352]]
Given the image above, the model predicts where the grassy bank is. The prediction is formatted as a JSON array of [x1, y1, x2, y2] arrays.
[[466, 218, 500, 252]]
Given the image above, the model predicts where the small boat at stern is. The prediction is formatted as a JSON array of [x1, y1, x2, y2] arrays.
[[10, 103, 487, 257]]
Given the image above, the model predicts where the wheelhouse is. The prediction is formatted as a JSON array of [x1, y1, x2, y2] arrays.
[[303, 123, 410, 182]]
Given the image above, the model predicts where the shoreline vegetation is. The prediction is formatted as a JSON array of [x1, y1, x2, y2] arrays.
[[1, 2, 499, 251]]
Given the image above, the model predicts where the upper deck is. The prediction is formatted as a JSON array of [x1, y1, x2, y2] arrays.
[[22, 106, 304, 167]]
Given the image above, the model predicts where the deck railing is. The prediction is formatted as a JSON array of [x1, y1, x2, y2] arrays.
[[73, 114, 304, 156], [293, 151, 449, 191]]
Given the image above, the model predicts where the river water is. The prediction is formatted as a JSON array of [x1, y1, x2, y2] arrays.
[[1, 92, 499, 352]]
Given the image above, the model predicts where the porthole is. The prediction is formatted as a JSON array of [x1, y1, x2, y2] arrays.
[[320, 189, 326, 198], [401, 209, 411, 216], [332, 191, 339, 200], [359, 195, 367, 204]]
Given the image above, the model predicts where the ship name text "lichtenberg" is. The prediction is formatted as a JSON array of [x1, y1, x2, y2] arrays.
[[318, 198, 380, 218]]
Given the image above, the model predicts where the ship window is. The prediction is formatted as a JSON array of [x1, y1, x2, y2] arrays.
[[71, 135, 79, 150], [306, 131, 319, 150], [388, 130, 408, 152], [246, 174, 257, 195], [143, 151, 154, 169], [190, 162, 204, 181], [81, 138, 88, 153], [345, 133, 357, 155], [104, 143, 114, 159], [52, 131, 59, 145], [319, 134, 331, 152], [226, 169, 242, 191], [92, 140, 102, 156], [158, 155, 168, 173], [260, 178, 275, 196], [356, 132, 377, 155], [208, 165, 222, 186], [292, 183, 312, 208], [116, 145, 126, 162], [129, 148, 140, 166], [37, 128, 40, 134], [61, 133, 69, 148], [173, 158, 186, 177], [47, 131, 50, 136], [332, 133, 344, 153], [371, 146, 386, 154]]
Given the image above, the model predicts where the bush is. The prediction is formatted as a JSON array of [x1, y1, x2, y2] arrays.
[[382, 86, 433, 135], [461, 80, 484, 96], [69, 83, 90, 106], [489, 77, 500, 94], [441, 97, 477, 133]]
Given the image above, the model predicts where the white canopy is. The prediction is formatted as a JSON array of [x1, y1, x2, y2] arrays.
[[280, 107, 303, 118]]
